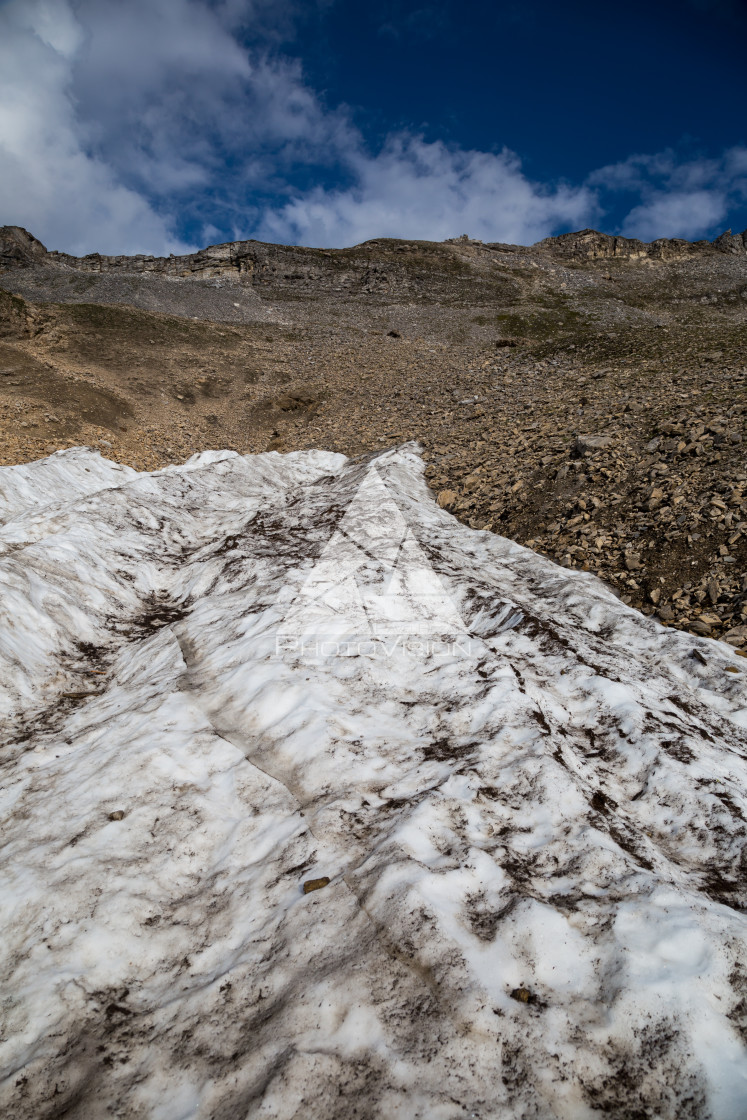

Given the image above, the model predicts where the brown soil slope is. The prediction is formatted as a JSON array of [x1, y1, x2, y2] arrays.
[[1, 224, 746, 649]]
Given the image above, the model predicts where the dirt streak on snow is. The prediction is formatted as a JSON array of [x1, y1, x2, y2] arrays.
[[0, 444, 746, 1119]]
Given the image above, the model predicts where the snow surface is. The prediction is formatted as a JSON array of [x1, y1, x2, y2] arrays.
[[1, 443, 746, 1119]]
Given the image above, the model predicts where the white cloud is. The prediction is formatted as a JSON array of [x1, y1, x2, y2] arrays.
[[0, 0, 356, 251], [590, 147, 747, 241], [255, 135, 596, 247], [0, 0, 194, 254], [620, 190, 728, 242]]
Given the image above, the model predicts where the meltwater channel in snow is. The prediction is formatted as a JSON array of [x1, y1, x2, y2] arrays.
[[1, 443, 746, 1119]]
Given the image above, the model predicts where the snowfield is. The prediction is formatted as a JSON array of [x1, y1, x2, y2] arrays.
[[1, 443, 746, 1119]]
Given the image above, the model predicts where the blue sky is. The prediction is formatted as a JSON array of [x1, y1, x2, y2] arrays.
[[1, 0, 745, 254]]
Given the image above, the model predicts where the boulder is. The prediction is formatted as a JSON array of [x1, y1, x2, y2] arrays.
[[574, 433, 613, 456]]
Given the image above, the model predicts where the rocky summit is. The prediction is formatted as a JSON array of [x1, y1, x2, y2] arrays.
[[0, 223, 746, 648]]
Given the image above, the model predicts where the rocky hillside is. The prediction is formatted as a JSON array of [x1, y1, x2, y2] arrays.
[[0, 223, 745, 650]]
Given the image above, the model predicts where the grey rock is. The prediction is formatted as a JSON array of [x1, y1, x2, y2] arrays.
[[574, 433, 613, 456]]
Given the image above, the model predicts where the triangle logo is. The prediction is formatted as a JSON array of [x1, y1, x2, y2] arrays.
[[277, 467, 468, 650]]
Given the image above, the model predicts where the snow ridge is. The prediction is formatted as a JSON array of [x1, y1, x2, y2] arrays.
[[1, 444, 746, 1119]]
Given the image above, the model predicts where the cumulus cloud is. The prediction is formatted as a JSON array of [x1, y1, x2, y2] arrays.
[[0, 0, 744, 254], [69, 0, 348, 197], [590, 148, 747, 241], [619, 191, 728, 242], [0, 0, 360, 252], [256, 135, 596, 246], [0, 0, 200, 254]]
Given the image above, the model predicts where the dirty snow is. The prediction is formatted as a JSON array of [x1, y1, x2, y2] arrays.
[[1, 443, 746, 1119]]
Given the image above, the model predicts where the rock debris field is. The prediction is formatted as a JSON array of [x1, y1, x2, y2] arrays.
[[0, 444, 746, 1119]]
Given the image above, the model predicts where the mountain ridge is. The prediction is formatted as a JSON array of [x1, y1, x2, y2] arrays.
[[2, 223, 747, 278]]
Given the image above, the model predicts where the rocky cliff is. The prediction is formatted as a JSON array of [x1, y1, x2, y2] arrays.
[[2, 223, 746, 285], [533, 227, 747, 261]]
